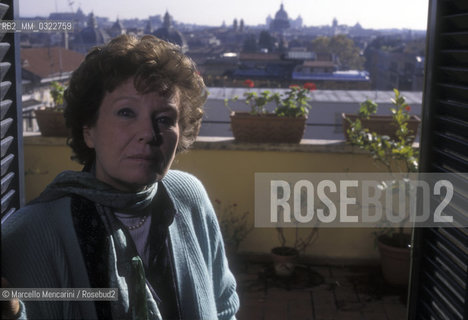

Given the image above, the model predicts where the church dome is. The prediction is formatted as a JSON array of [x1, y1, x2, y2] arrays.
[[270, 4, 290, 32], [79, 27, 109, 44], [109, 18, 125, 37], [153, 11, 188, 52], [275, 4, 289, 21], [73, 13, 110, 53]]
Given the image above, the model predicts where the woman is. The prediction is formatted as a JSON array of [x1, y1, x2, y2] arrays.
[[2, 35, 239, 319]]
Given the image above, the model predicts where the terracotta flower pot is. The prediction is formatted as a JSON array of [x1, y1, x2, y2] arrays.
[[271, 246, 299, 277], [230, 112, 307, 143], [342, 113, 421, 142], [377, 236, 411, 286], [35, 109, 69, 137]]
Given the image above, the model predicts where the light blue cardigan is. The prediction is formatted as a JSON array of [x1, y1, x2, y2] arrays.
[[2, 170, 239, 319]]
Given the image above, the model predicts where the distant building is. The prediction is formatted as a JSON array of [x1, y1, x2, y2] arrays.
[[153, 11, 188, 52], [197, 52, 238, 84], [292, 54, 371, 90], [144, 20, 153, 34], [366, 49, 425, 91], [292, 67, 371, 90], [239, 19, 245, 32], [295, 60, 337, 74], [270, 4, 290, 33], [148, 15, 163, 30], [332, 18, 338, 29], [72, 13, 110, 53], [286, 49, 316, 61], [232, 52, 295, 84], [290, 15, 303, 29], [108, 18, 125, 38]]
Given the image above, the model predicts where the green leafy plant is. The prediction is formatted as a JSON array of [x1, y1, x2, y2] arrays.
[[244, 90, 276, 114], [50, 81, 65, 108], [273, 84, 315, 117], [346, 89, 419, 247], [225, 81, 316, 117], [347, 89, 419, 173]]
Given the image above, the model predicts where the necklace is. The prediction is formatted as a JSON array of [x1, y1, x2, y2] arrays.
[[125, 215, 149, 230]]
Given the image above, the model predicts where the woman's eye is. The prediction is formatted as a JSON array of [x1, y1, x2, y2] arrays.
[[117, 108, 135, 118], [156, 116, 175, 127]]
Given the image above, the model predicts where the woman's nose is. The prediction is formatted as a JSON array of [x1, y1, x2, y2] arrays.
[[137, 118, 161, 145]]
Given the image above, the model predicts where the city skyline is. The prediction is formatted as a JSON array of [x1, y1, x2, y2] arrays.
[[19, 0, 429, 30]]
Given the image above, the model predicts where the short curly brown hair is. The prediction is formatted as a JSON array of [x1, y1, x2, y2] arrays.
[[64, 34, 207, 165]]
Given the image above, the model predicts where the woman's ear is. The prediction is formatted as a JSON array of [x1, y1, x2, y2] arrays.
[[83, 126, 95, 149]]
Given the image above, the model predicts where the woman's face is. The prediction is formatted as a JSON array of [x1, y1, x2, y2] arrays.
[[83, 78, 180, 192]]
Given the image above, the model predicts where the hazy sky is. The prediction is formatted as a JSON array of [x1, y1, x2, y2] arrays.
[[19, 0, 429, 30]]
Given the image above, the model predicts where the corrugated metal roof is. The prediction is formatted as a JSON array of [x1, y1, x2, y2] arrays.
[[207, 87, 423, 104], [293, 70, 370, 82]]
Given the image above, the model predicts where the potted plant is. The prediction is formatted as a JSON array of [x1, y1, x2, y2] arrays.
[[35, 81, 69, 137], [346, 89, 418, 286], [342, 93, 421, 142], [225, 80, 317, 143], [271, 226, 319, 277]]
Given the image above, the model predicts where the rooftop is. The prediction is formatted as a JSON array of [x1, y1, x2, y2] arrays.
[[303, 60, 337, 68], [293, 71, 370, 82], [239, 53, 283, 61], [20, 47, 84, 80]]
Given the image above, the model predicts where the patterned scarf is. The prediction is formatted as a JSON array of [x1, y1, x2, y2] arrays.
[[33, 170, 162, 320], [31, 170, 157, 211]]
